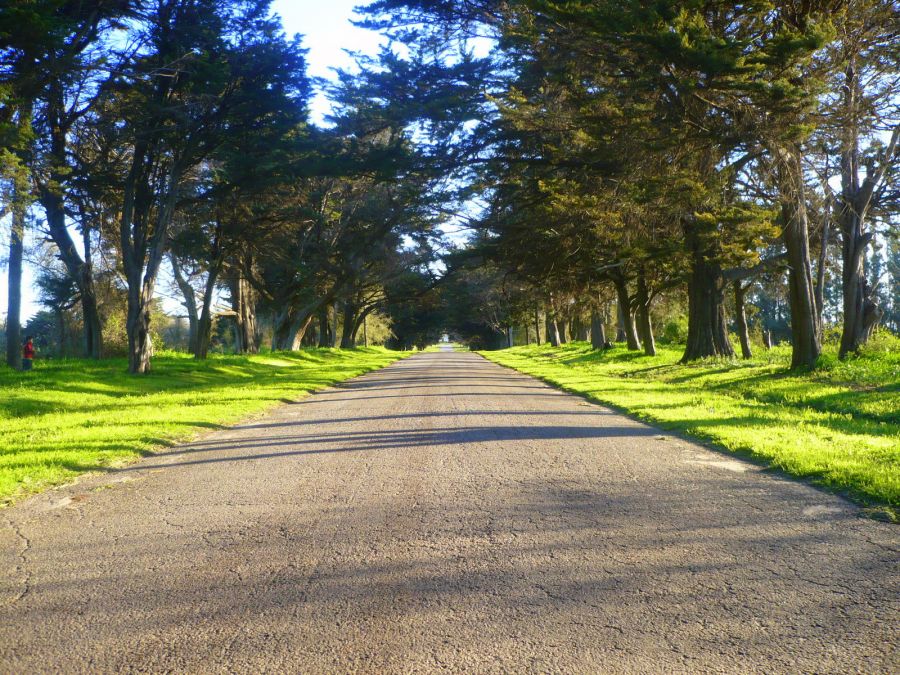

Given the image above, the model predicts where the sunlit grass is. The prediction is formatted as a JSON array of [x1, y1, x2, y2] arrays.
[[482, 334, 899, 518], [0, 348, 405, 505]]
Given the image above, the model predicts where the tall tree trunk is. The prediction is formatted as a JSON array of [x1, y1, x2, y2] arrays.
[[272, 306, 296, 351], [340, 302, 358, 348], [612, 275, 640, 350], [41, 95, 102, 359], [43, 193, 103, 359], [194, 258, 223, 360], [170, 254, 199, 354], [349, 309, 369, 346], [839, 222, 881, 358], [814, 215, 829, 327], [363, 315, 369, 347], [271, 301, 315, 351], [194, 223, 224, 360], [545, 307, 561, 347], [6, 101, 31, 368], [635, 271, 656, 357], [557, 317, 568, 344], [534, 309, 542, 345], [230, 266, 258, 354], [506, 325, 514, 348], [57, 308, 66, 357], [317, 304, 332, 348], [775, 146, 821, 369], [590, 307, 607, 350], [290, 313, 316, 350], [125, 283, 152, 374], [836, 63, 898, 358], [6, 192, 25, 369], [733, 280, 752, 360], [681, 226, 734, 362], [615, 302, 627, 342], [330, 303, 339, 348], [122, 166, 178, 374]]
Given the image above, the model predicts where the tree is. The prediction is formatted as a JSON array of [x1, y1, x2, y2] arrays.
[[825, 0, 900, 357], [0, 90, 32, 368], [1, 1, 140, 359], [95, 0, 308, 371]]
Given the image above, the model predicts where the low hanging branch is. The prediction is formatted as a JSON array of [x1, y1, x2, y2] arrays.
[[722, 253, 788, 283]]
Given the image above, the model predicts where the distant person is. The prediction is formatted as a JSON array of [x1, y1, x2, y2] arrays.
[[22, 336, 35, 371]]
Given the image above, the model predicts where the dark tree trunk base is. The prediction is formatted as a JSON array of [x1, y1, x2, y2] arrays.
[[734, 281, 752, 360], [681, 255, 734, 362]]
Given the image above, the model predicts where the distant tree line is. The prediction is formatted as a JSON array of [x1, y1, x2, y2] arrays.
[[360, 0, 899, 366]]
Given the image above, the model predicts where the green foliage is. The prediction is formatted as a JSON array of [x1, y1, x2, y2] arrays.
[[483, 336, 900, 516], [0, 348, 405, 505], [660, 315, 689, 344]]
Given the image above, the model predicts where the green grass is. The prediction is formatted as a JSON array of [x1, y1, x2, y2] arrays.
[[0, 347, 405, 506], [481, 335, 900, 519]]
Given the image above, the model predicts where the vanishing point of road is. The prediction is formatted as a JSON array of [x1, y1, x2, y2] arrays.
[[1, 350, 897, 673]]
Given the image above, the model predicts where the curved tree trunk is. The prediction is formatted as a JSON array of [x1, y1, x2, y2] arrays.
[[775, 146, 821, 369], [170, 254, 199, 354], [612, 276, 640, 350], [194, 223, 224, 360], [557, 318, 568, 344], [733, 280, 752, 360], [42, 99, 103, 360], [43, 193, 103, 359], [635, 272, 656, 357], [194, 258, 223, 360], [349, 309, 370, 346], [272, 306, 297, 351], [839, 229, 881, 358], [836, 64, 898, 358], [290, 314, 315, 350]]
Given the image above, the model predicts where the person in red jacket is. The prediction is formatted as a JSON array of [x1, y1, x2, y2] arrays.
[[22, 336, 35, 371]]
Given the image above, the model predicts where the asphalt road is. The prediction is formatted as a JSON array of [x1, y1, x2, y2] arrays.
[[1, 349, 897, 673]]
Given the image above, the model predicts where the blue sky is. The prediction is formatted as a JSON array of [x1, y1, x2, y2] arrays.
[[273, 0, 385, 124], [1, 1, 384, 324]]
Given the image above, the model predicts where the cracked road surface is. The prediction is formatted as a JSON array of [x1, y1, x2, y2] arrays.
[[1, 350, 897, 673]]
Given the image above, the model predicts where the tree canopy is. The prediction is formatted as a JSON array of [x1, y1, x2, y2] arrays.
[[1, 0, 898, 371]]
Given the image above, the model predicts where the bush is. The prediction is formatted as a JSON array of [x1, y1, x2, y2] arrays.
[[660, 315, 688, 344]]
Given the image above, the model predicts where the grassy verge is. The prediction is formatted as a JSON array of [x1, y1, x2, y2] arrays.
[[0, 347, 405, 506], [481, 336, 899, 519]]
